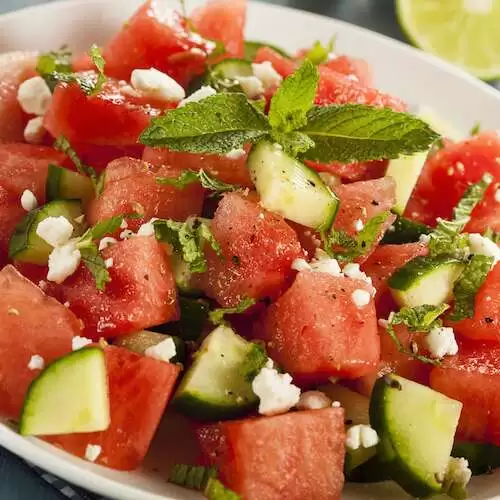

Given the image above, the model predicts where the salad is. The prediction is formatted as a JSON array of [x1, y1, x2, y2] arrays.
[[1, 0, 499, 499]]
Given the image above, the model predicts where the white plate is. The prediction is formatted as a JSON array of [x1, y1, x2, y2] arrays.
[[1, 1, 500, 498]]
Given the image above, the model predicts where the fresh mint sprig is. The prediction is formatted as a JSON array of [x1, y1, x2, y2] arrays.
[[209, 297, 256, 326], [157, 169, 240, 194]]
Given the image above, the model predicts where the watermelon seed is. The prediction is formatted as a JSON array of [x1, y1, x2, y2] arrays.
[[485, 317, 494, 323]]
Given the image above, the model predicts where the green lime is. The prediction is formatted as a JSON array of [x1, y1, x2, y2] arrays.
[[396, 0, 500, 80]]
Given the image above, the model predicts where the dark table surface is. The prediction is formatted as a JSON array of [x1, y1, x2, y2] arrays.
[[0, 0, 496, 499]]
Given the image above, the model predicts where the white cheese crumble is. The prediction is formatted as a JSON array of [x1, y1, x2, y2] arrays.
[[291, 258, 312, 272], [251, 62, 282, 89], [419, 234, 431, 245], [47, 241, 81, 284], [309, 258, 343, 276], [343, 263, 374, 291], [468, 233, 500, 263], [136, 218, 158, 237], [98, 237, 118, 251], [331, 401, 341, 408], [28, 354, 45, 371], [72, 336, 93, 351], [345, 424, 379, 450], [144, 337, 177, 363], [119, 229, 134, 240], [104, 258, 114, 269], [178, 85, 216, 107], [296, 391, 332, 411], [17, 76, 52, 116], [425, 326, 459, 359], [252, 360, 301, 416], [225, 148, 246, 160], [131, 68, 186, 103], [36, 216, 74, 248], [84, 444, 102, 463], [20, 189, 38, 211], [236, 75, 264, 99], [495, 188, 500, 203], [445, 457, 472, 489], [354, 219, 364, 232], [351, 289, 371, 308], [24, 116, 45, 144]]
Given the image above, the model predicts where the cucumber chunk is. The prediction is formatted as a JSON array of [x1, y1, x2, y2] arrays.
[[319, 383, 370, 425], [370, 374, 462, 498], [211, 58, 253, 79], [381, 215, 431, 245], [20, 347, 110, 436], [388, 255, 465, 308], [345, 444, 378, 475], [173, 325, 259, 420], [244, 40, 291, 61], [8, 200, 85, 265], [248, 141, 339, 231], [346, 455, 392, 483], [46, 164, 94, 204]]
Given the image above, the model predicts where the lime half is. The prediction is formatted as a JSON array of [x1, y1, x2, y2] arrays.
[[396, 0, 500, 80]]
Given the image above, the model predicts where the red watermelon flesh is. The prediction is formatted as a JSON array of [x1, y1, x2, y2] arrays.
[[323, 55, 373, 87], [191, 0, 247, 59], [0, 265, 79, 419], [361, 242, 429, 318], [71, 143, 144, 172], [86, 157, 204, 232], [0, 51, 38, 143], [255, 270, 380, 385], [305, 159, 388, 183], [449, 262, 500, 343], [253, 47, 296, 77], [48, 236, 179, 340], [197, 408, 345, 500], [142, 146, 253, 187], [46, 345, 180, 470], [43, 77, 168, 147], [430, 344, 500, 445], [200, 192, 302, 307]]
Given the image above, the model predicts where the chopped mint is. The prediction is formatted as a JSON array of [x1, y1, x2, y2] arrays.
[[304, 36, 336, 65], [205, 478, 241, 500], [469, 122, 481, 136], [88, 44, 106, 95], [484, 227, 500, 244], [209, 297, 256, 326], [169, 464, 217, 491], [239, 343, 268, 382], [36, 46, 72, 91], [157, 169, 240, 194]]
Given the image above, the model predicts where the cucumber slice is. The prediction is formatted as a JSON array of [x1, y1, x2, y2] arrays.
[[388, 255, 465, 308], [248, 141, 339, 231], [211, 58, 253, 79], [46, 164, 94, 204], [244, 40, 291, 61], [173, 325, 258, 420], [381, 215, 431, 245], [452, 441, 500, 476], [345, 445, 378, 475], [319, 383, 370, 425], [370, 374, 462, 498], [346, 455, 392, 483], [386, 150, 429, 215], [8, 200, 85, 265], [170, 253, 201, 296], [19, 347, 109, 436]]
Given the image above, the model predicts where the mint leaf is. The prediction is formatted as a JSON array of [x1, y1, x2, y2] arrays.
[[37, 46, 73, 91], [304, 37, 336, 65], [80, 215, 123, 243], [140, 93, 271, 154], [79, 244, 111, 292], [205, 478, 241, 500], [154, 218, 222, 273], [484, 227, 500, 244], [209, 297, 256, 325], [198, 170, 240, 193], [469, 121, 481, 136], [385, 304, 449, 365], [449, 255, 493, 321], [271, 130, 315, 157], [300, 104, 440, 164], [88, 44, 106, 95], [169, 464, 217, 491], [157, 169, 240, 194], [239, 342, 268, 382], [269, 59, 319, 133]]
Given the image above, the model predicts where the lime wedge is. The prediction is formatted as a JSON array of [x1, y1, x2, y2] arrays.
[[396, 0, 500, 80]]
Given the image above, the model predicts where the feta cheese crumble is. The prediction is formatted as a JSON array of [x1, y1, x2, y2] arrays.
[[104, 258, 114, 269], [24, 116, 45, 144], [28, 354, 45, 371], [47, 241, 81, 284], [351, 289, 371, 308], [251, 62, 282, 89], [342, 263, 374, 290], [17, 76, 52, 116], [354, 219, 364, 232], [84, 444, 102, 463], [296, 391, 332, 410], [291, 258, 312, 272], [20, 189, 38, 211], [236, 76, 264, 99], [252, 360, 301, 416], [98, 237, 118, 251], [144, 337, 177, 363], [495, 188, 500, 203], [468, 233, 500, 263], [419, 233, 431, 245], [178, 85, 216, 107], [225, 148, 246, 160], [444, 457, 472, 489], [131, 68, 186, 103], [136, 218, 158, 237], [119, 229, 134, 240], [309, 258, 342, 276], [36, 216, 74, 247], [345, 424, 379, 450], [425, 326, 459, 359], [72, 336, 93, 351]]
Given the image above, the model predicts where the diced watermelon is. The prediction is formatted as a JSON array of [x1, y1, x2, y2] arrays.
[[305, 159, 388, 183], [253, 47, 296, 77], [200, 192, 302, 307], [46, 345, 180, 470], [0, 265, 79, 419], [86, 157, 204, 232], [70, 143, 144, 172], [450, 263, 500, 343], [323, 55, 373, 87], [332, 177, 397, 262], [256, 270, 379, 385], [48, 236, 178, 340], [75, 1, 212, 86], [43, 78, 168, 147], [405, 132, 500, 231], [197, 408, 345, 500], [316, 66, 407, 111], [191, 0, 246, 58], [361, 242, 429, 317], [142, 146, 253, 187], [430, 344, 500, 445]]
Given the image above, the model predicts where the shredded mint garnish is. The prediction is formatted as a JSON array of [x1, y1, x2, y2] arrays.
[[36, 46, 73, 91], [88, 44, 107, 95], [239, 343, 268, 382], [169, 464, 217, 491], [209, 297, 256, 326], [304, 36, 336, 65], [157, 169, 240, 194], [484, 227, 500, 245], [469, 122, 481, 136]]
